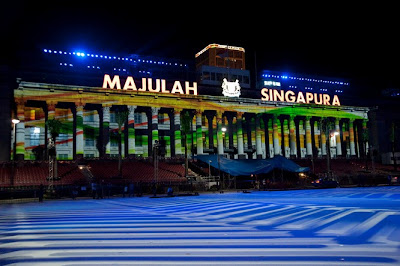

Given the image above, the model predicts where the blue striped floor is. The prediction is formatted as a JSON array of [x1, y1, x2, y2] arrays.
[[1, 187, 400, 265]]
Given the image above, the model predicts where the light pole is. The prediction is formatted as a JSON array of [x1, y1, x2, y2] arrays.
[[47, 138, 56, 193], [11, 118, 20, 186], [153, 140, 159, 196], [329, 131, 339, 180], [322, 118, 335, 178], [220, 126, 226, 190], [208, 160, 212, 178], [370, 144, 375, 172], [12, 118, 20, 159]]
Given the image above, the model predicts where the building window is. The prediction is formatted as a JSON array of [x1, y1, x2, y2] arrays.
[[110, 113, 116, 123], [202, 71, 210, 80], [85, 138, 94, 147], [243, 76, 249, 84], [111, 140, 118, 147], [135, 113, 142, 124], [159, 113, 167, 124], [57, 133, 69, 146], [216, 57, 224, 67], [216, 73, 223, 82], [211, 72, 216, 81], [84, 113, 94, 122], [30, 127, 40, 147], [58, 154, 68, 160]]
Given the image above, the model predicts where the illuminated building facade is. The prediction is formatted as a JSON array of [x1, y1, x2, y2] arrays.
[[196, 44, 250, 89], [9, 45, 370, 162], [195, 44, 246, 70]]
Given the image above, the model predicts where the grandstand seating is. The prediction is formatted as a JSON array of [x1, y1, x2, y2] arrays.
[[293, 157, 397, 178], [87, 160, 186, 183], [0, 161, 86, 187], [0, 162, 11, 187], [0, 159, 187, 188], [0, 157, 397, 189]]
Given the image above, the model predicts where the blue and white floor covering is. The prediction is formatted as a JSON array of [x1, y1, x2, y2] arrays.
[[1, 187, 400, 265]]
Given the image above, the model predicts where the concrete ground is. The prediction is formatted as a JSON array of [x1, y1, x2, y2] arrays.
[[1, 186, 400, 265]]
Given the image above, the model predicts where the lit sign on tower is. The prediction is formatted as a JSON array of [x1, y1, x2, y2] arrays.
[[102, 74, 198, 95], [261, 88, 341, 106]]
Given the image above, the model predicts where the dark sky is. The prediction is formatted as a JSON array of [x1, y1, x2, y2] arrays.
[[2, 2, 399, 93]]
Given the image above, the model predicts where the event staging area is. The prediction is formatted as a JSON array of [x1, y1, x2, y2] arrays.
[[4, 43, 397, 193], [1, 187, 400, 265], [10, 44, 370, 162], [1, 42, 400, 265]]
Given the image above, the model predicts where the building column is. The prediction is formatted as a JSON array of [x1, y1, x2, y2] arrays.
[[39, 108, 46, 151], [289, 115, 297, 158], [342, 121, 350, 157], [102, 106, 111, 156], [232, 116, 238, 157], [204, 113, 209, 150], [250, 116, 256, 158], [227, 115, 234, 153], [151, 107, 160, 147], [255, 115, 263, 158], [220, 115, 228, 154], [127, 105, 136, 156], [216, 111, 224, 155], [273, 115, 281, 156], [191, 115, 197, 154], [141, 111, 149, 158], [166, 111, 173, 157], [349, 119, 356, 156], [355, 120, 360, 158], [305, 116, 313, 156], [314, 118, 321, 157], [362, 119, 369, 156], [212, 115, 217, 151], [174, 108, 183, 156], [181, 111, 193, 158], [260, 117, 266, 159], [196, 110, 203, 155], [319, 117, 326, 156], [205, 112, 214, 149], [47, 102, 56, 120], [283, 118, 290, 158], [15, 101, 25, 160], [299, 119, 306, 158], [335, 118, 342, 156], [75, 103, 84, 158], [320, 122, 326, 156], [267, 118, 274, 157], [236, 112, 245, 159]]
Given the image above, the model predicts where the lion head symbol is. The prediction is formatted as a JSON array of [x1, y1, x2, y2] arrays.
[[222, 78, 241, 97]]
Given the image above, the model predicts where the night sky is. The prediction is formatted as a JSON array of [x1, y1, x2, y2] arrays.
[[2, 2, 399, 95]]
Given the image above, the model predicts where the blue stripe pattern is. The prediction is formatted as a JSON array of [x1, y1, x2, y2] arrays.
[[1, 187, 400, 265]]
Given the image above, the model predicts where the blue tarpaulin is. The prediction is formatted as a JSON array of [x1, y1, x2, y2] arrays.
[[196, 155, 310, 176]]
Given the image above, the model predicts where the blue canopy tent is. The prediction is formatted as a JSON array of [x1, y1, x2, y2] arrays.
[[196, 155, 309, 176]]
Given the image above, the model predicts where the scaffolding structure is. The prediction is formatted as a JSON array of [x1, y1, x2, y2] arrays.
[[47, 138, 55, 192]]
